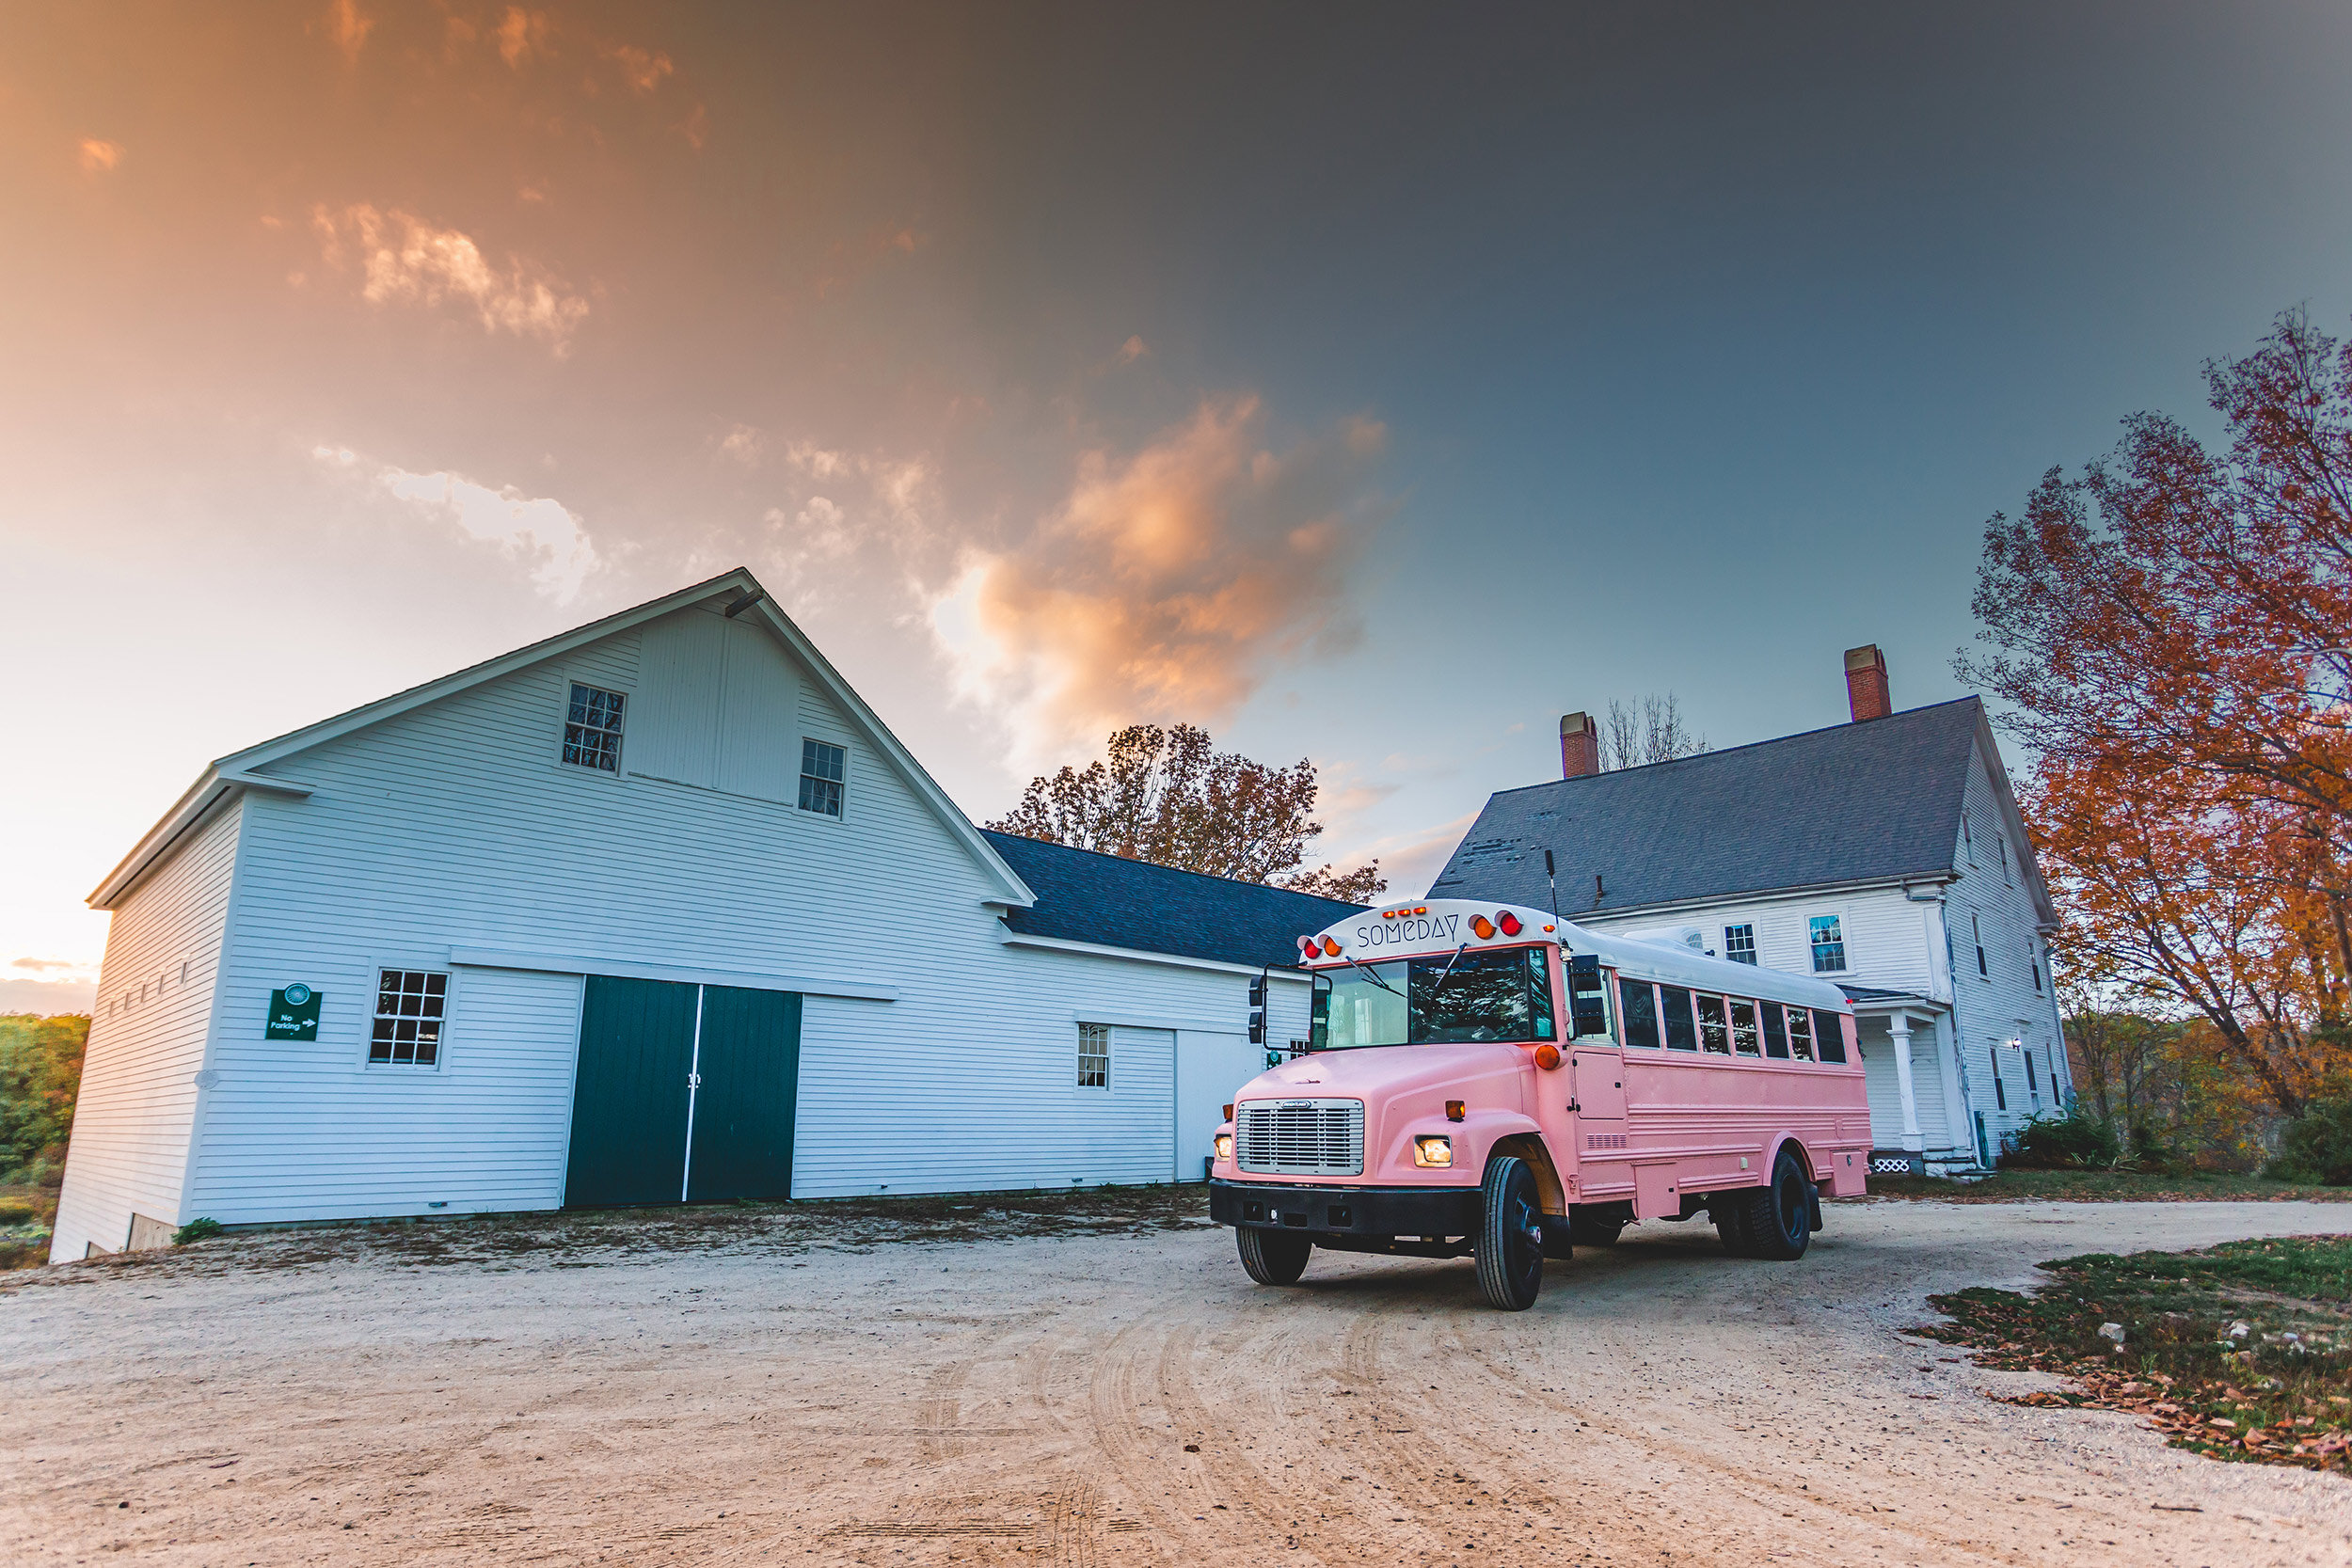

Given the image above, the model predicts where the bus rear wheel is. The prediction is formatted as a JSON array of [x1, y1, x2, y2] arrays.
[[1236, 1226, 1313, 1286], [1718, 1149, 1814, 1261], [1475, 1156, 1546, 1310]]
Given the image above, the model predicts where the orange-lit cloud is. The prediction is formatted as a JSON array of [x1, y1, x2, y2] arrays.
[[932, 398, 1383, 757], [603, 42, 674, 95], [315, 445, 601, 601], [497, 8, 550, 68], [325, 0, 373, 62], [1116, 334, 1149, 364], [310, 204, 590, 350], [77, 138, 121, 174]]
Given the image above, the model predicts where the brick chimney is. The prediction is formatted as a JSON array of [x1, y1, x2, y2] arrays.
[[1844, 644, 1890, 721], [1560, 711, 1599, 778]]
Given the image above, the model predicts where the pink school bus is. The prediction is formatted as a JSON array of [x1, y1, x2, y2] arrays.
[[1207, 897, 1871, 1309]]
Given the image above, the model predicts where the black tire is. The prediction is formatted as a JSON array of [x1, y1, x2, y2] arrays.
[[1236, 1226, 1313, 1286], [1713, 1194, 1756, 1257], [1475, 1156, 1546, 1310], [1567, 1212, 1627, 1247], [1719, 1149, 1814, 1261]]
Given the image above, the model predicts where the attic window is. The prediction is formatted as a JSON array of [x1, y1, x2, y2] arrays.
[[799, 738, 846, 816], [563, 684, 626, 773]]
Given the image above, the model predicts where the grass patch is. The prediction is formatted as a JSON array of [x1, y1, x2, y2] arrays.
[[0, 1181, 57, 1272], [1, 1181, 1218, 1287], [1921, 1234, 2352, 1471], [1867, 1168, 2352, 1204]]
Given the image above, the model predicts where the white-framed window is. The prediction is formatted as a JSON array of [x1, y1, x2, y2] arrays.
[[1962, 809, 1975, 864], [799, 737, 846, 816], [2029, 938, 2042, 992], [1807, 914, 1847, 974], [1973, 912, 1988, 977], [1077, 1022, 1110, 1088], [563, 683, 627, 772], [1723, 924, 1757, 965], [370, 969, 449, 1067], [1997, 831, 2012, 884]]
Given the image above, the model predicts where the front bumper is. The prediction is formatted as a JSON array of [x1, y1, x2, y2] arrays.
[[1210, 1178, 1481, 1238]]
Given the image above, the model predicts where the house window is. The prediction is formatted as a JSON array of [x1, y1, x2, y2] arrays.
[[370, 970, 448, 1066], [2025, 1049, 2040, 1101], [1077, 1022, 1110, 1088], [1808, 914, 1847, 974], [1998, 832, 2012, 884], [1973, 913, 1988, 977], [562, 683, 626, 772], [1962, 810, 1974, 863], [1724, 924, 1757, 965], [799, 738, 846, 816], [2029, 939, 2042, 992], [1989, 1047, 2007, 1110]]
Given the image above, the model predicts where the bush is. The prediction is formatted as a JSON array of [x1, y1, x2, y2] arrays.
[[2267, 1097, 2352, 1186], [2003, 1106, 2122, 1170], [173, 1217, 224, 1245]]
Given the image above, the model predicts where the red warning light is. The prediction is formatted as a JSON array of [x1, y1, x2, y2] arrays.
[[1498, 911, 1523, 937]]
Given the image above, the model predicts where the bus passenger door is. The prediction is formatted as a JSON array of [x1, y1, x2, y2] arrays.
[[1571, 1047, 1628, 1152]]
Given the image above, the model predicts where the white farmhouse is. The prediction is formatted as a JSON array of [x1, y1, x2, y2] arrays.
[[52, 570, 1361, 1260], [1428, 647, 2066, 1176]]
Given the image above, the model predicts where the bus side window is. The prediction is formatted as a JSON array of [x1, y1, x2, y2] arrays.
[[1761, 1002, 1789, 1058], [1696, 993, 1731, 1053], [1659, 986, 1699, 1051], [1815, 1009, 1849, 1064], [1729, 999, 1762, 1056], [1619, 978, 1661, 1050], [1786, 1006, 1817, 1062]]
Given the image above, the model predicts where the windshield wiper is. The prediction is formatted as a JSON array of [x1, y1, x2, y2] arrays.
[[1343, 955, 1405, 998], [1428, 942, 1471, 996]]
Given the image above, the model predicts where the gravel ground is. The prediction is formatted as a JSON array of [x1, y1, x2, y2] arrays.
[[4, 1199, 2351, 1566]]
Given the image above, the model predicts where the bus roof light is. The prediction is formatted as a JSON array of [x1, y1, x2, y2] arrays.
[[1470, 915, 1496, 940], [1321, 937, 1342, 958], [1498, 911, 1523, 937]]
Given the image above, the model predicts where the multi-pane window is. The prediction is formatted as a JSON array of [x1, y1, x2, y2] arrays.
[[371, 970, 447, 1066], [1784, 1005, 1816, 1062], [1723, 924, 1757, 965], [1973, 913, 1989, 977], [1990, 1047, 2008, 1110], [562, 683, 626, 772], [1729, 999, 1762, 1056], [1077, 1022, 1109, 1088], [799, 738, 846, 816], [1808, 914, 1847, 974], [1998, 832, 2013, 884]]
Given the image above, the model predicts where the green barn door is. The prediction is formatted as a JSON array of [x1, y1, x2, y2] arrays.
[[686, 986, 802, 1202], [565, 976, 699, 1208]]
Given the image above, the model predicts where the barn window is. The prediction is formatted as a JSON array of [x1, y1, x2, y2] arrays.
[[562, 683, 626, 772], [799, 738, 846, 816], [1723, 924, 1756, 964], [370, 969, 448, 1066], [1076, 1022, 1110, 1088], [1808, 914, 1847, 973]]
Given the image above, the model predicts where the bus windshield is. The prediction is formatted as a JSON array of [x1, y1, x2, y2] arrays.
[[1313, 947, 1555, 1048]]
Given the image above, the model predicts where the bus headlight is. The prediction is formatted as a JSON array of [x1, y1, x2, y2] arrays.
[[1216, 1133, 1234, 1163], [1413, 1134, 1454, 1168]]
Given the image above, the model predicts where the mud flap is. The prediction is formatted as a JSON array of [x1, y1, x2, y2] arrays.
[[1807, 1183, 1823, 1233], [1538, 1215, 1577, 1260]]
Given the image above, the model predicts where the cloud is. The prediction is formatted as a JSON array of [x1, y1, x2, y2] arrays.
[[316, 446, 599, 601], [930, 397, 1383, 760], [310, 204, 589, 350], [11, 957, 80, 974], [1116, 335, 1149, 365], [719, 423, 763, 465], [77, 138, 121, 174], [324, 0, 373, 62], [497, 7, 548, 68], [603, 42, 674, 95], [0, 976, 95, 1015]]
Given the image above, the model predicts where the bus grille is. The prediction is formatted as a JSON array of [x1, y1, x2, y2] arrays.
[[1236, 1100, 1365, 1177]]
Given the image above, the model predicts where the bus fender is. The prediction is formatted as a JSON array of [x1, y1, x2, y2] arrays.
[[1482, 1125, 1566, 1216], [1763, 1133, 1827, 1231]]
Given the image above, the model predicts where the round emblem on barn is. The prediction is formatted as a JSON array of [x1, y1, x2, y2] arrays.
[[282, 982, 311, 1006]]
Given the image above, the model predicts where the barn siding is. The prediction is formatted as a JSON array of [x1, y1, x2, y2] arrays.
[[160, 602, 1295, 1225], [49, 803, 242, 1260]]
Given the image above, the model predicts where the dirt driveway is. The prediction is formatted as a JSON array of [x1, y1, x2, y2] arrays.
[[6, 1198, 2351, 1567]]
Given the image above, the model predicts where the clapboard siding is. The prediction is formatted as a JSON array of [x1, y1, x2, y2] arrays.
[[167, 605, 1299, 1221], [48, 804, 241, 1260], [1946, 739, 2068, 1160], [1579, 883, 1943, 1000]]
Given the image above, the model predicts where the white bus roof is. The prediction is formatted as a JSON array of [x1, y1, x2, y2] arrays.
[[1303, 897, 1851, 1013]]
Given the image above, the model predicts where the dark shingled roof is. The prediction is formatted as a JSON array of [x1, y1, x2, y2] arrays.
[[1429, 699, 1986, 915], [982, 830, 1368, 970]]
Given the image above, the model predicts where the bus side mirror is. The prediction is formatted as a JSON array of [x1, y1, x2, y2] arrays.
[[1567, 954, 1609, 1038]]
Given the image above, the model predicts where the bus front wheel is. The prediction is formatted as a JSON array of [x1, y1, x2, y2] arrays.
[[1236, 1226, 1313, 1286], [1475, 1156, 1546, 1310]]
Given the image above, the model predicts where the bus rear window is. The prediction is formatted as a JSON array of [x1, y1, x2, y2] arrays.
[[1660, 987, 1698, 1051], [1619, 978, 1660, 1050]]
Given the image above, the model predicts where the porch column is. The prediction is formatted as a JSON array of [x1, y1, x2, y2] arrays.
[[1889, 1012, 1923, 1153]]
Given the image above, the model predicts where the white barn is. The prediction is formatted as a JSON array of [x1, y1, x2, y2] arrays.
[[1429, 647, 2069, 1177], [52, 570, 1361, 1260]]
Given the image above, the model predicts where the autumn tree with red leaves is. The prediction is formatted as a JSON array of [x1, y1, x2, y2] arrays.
[[987, 722, 1385, 902], [1964, 309, 2352, 1116]]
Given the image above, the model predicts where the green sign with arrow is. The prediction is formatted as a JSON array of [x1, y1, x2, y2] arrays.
[[265, 982, 321, 1041]]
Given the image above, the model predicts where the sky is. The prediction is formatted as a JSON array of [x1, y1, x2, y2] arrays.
[[5, 2, 2350, 1013]]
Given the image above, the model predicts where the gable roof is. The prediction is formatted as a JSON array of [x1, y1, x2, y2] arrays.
[[90, 570, 1038, 911], [983, 831, 1368, 971], [1429, 697, 2050, 921]]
